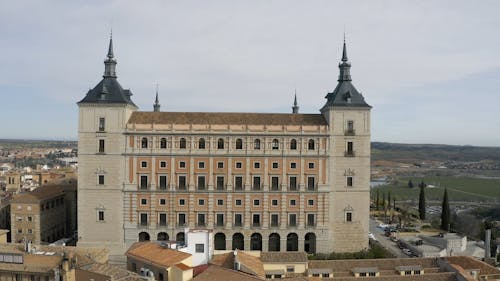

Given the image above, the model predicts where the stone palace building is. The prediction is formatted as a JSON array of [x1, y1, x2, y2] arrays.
[[77, 36, 372, 260]]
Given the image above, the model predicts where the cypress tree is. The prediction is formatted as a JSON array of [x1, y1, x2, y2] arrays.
[[387, 192, 391, 210], [441, 188, 450, 231], [419, 185, 426, 220], [408, 180, 414, 188], [376, 189, 380, 211], [382, 191, 386, 209], [393, 197, 396, 210]]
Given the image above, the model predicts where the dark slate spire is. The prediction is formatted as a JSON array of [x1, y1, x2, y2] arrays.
[[292, 90, 299, 114], [77, 34, 136, 107], [338, 37, 352, 82], [321, 38, 371, 110], [103, 33, 117, 78], [153, 84, 161, 112]]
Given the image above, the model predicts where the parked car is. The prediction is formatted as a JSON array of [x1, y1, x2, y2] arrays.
[[368, 232, 377, 240]]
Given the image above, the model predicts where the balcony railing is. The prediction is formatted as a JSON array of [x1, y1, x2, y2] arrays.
[[138, 222, 149, 228], [177, 223, 187, 228], [138, 184, 151, 190], [233, 222, 243, 228], [215, 222, 225, 228], [344, 151, 356, 157], [288, 223, 297, 228], [344, 129, 356, 136], [306, 222, 316, 228], [158, 222, 167, 227], [252, 222, 261, 228], [197, 222, 206, 227]]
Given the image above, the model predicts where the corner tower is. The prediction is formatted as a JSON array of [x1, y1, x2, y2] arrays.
[[321, 39, 371, 252], [77, 35, 137, 261]]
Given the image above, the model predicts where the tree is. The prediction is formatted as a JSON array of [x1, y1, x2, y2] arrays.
[[376, 189, 380, 211], [419, 184, 426, 220], [382, 192, 386, 209], [441, 188, 450, 231], [393, 197, 396, 210], [408, 180, 414, 188], [418, 180, 426, 188], [387, 192, 391, 210]]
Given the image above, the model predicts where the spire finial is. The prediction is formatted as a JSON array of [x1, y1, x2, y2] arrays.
[[292, 89, 299, 114], [342, 33, 348, 62], [153, 83, 161, 112], [107, 30, 114, 59]]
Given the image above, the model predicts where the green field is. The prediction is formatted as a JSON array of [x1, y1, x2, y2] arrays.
[[372, 176, 500, 203]]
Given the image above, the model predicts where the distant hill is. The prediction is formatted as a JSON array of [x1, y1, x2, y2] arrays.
[[372, 142, 500, 162]]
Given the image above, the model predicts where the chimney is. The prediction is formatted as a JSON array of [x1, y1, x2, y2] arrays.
[[485, 229, 491, 259]]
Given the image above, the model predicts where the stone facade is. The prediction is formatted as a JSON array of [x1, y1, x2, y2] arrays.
[[77, 37, 371, 261]]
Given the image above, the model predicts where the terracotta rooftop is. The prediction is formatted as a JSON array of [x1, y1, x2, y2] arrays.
[[127, 111, 327, 126], [308, 257, 438, 272], [235, 250, 265, 278], [126, 242, 191, 268], [10, 185, 64, 203], [445, 256, 500, 275], [192, 265, 264, 281], [261, 252, 308, 263]]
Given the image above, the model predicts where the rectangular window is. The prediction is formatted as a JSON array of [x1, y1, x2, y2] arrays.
[[197, 213, 206, 226], [217, 162, 224, 169], [98, 117, 105, 131], [307, 177, 315, 191], [179, 161, 186, 168], [198, 161, 205, 169], [98, 210, 104, 221], [289, 214, 297, 227], [235, 199, 242, 206], [179, 199, 185, 205], [290, 199, 296, 206], [347, 176, 353, 187], [347, 120, 354, 132], [271, 176, 279, 191], [159, 199, 166, 205], [141, 161, 147, 168], [27, 216, 32, 222], [235, 176, 243, 190], [140, 213, 148, 226], [307, 214, 315, 226], [178, 175, 186, 190], [195, 244, 204, 253], [216, 214, 224, 226], [289, 176, 297, 191], [253, 199, 260, 206], [98, 139, 105, 153], [140, 175, 148, 189], [198, 176, 206, 190], [347, 141, 354, 156], [178, 213, 186, 226], [286, 266, 295, 273], [235, 162, 242, 169], [308, 199, 314, 206], [160, 161, 167, 168], [217, 199, 224, 206], [98, 175, 104, 185], [290, 162, 297, 169], [271, 199, 278, 206], [346, 212, 352, 222], [252, 214, 260, 227], [253, 176, 261, 190], [198, 199, 205, 206], [254, 162, 260, 169], [234, 214, 243, 226], [159, 175, 167, 189], [308, 162, 314, 169], [140, 198, 147, 205], [159, 213, 167, 226], [216, 176, 224, 190], [272, 162, 278, 169], [270, 214, 279, 227]]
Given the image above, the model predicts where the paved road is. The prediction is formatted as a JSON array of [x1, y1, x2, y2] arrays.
[[369, 218, 407, 258]]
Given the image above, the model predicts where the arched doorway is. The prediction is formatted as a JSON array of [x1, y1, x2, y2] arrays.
[[232, 233, 244, 250], [268, 233, 280, 252], [286, 233, 298, 251], [250, 233, 262, 251], [176, 232, 185, 244], [304, 233, 316, 254], [139, 232, 150, 242], [214, 233, 226, 250], [157, 232, 169, 241]]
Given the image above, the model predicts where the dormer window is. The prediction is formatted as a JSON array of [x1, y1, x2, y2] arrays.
[[345, 91, 352, 103]]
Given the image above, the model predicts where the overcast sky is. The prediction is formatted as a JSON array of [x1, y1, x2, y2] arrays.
[[1, 1, 499, 146]]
